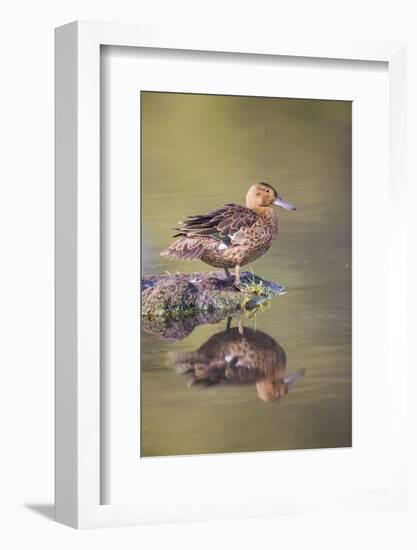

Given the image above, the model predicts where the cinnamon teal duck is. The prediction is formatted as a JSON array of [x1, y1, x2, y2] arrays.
[[161, 182, 296, 287], [169, 325, 305, 401]]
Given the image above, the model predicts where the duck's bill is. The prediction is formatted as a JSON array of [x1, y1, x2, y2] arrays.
[[273, 196, 296, 211], [283, 369, 306, 388]]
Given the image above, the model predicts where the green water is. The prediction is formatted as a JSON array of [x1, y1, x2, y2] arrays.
[[141, 92, 352, 457]]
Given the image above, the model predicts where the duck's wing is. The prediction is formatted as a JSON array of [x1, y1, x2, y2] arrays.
[[174, 204, 259, 244]]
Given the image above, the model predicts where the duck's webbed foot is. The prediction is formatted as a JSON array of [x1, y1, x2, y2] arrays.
[[233, 281, 244, 291]]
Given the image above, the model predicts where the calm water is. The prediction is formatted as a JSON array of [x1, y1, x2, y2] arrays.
[[141, 92, 352, 457]]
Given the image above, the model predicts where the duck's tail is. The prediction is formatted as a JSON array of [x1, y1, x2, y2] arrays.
[[160, 237, 206, 261]]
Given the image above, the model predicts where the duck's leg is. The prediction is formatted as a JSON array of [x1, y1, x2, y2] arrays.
[[226, 316, 232, 330], [224, 267, 231, 278], [234, 264, 241, 289], [237, 318, 244, 335]]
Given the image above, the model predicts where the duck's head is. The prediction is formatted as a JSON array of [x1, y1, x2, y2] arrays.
[[256, 378, 288, 401], [256, 369, 306, 402], [246, 182, 296, 211]]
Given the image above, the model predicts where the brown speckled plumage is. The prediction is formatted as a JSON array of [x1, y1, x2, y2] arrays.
[[161, 182, 295, 285], [169, 325, 305, 401]]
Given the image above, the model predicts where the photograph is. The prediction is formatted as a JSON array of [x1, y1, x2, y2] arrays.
[[141, 91, 352, 457]]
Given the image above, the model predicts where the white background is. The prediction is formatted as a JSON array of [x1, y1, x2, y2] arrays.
[[0, 1, 416, 549]]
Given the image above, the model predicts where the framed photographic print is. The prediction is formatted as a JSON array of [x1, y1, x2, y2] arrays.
[[55, 21, 408, 528]]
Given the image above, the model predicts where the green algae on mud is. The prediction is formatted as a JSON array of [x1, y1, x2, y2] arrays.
[[141, 271, 285, 341]]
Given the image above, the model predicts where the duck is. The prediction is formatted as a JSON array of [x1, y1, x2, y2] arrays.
[[169, 324, 305, 401], [161, 182, 296, 287]]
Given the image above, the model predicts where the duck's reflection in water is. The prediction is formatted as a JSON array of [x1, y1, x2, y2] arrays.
[[169, 320, 305, 401]]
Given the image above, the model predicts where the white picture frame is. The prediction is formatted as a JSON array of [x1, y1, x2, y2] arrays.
[[55, 21, 407, 529]]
